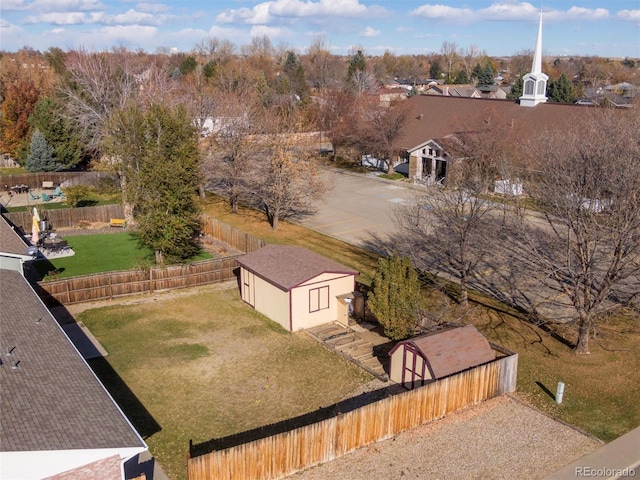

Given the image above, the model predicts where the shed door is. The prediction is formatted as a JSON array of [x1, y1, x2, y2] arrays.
[[403, 345, 427, 390], [242, 269, 255, 307]]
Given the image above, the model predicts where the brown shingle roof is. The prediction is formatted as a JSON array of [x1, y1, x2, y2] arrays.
[[236, 244, 358, 291], [0, 215, 30, 257], [0, 269, 146, 452], [391, 325, 495, 379], [395, 95, 589, 152]]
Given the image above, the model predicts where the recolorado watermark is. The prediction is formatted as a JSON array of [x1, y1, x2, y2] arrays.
[[576, 466, 636, 477]]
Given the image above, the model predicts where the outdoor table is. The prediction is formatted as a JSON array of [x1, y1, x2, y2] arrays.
[[11, 184, 29, 194], [41, 235, 68, 252]]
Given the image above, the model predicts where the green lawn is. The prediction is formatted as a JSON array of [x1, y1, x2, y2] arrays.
[[78, 288, 371, 480], [35, 232, 212, 279], [0, 167, 27, 175]]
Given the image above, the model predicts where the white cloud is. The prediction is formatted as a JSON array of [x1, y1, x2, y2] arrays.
[[0, 17, 22, 33], [106, 9, 166, 26], [24, 12, 91, 25], [136, 2, 171, 14], [410, 4, 473, 21], [563, 7, 610, 21], [28, 0, 104, 13], [217, 0, 387, 25], [410, 2, 615, 24], [249, 24, 288, 38], [1, 0, 29, 11], [615, 9, 640, 25], [478, 2, 537, 21], [361, 26, 380, 37]]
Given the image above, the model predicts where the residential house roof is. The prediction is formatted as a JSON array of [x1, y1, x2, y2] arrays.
[[390, 325, 495, 379], [395, 95, 594, 152], [0, 215, 31, 258], [236, 244, 358, 291], [0, 268, 146, 453]]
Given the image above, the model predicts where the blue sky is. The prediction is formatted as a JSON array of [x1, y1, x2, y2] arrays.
[[1, 1, 639, 58]]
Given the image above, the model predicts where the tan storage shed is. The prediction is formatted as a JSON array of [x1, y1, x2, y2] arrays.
[[389, 325, 495, 389], [236, 245, 358, 332]]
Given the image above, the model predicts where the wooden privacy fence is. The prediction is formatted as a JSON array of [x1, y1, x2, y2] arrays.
[[1, 171, 116, 189], [5, 204, 125, 231], [36, 257, 241, 306], [201, 215, 266, 253], [187, 352, 518, 480]]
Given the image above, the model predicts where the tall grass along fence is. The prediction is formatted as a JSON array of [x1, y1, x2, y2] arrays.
[[5, 204, 125, 231], [36, 257, 241, 306], [187, 350, 518, 480]]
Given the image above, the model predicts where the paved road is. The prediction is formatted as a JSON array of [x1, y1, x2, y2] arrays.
[[298, 169, 417, 249], [296, 167, 638, 322]]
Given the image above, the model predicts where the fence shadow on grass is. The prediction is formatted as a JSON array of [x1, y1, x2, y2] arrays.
[[189, 383, 405, 458]]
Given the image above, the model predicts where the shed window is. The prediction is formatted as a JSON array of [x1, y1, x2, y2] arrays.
[[309, 286, 330, 312]]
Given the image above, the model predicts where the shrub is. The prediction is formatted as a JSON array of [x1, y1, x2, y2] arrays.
[[64, 184, 92, 208]]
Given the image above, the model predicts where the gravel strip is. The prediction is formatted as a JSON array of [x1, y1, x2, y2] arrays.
[[288, 395, 602, 480]]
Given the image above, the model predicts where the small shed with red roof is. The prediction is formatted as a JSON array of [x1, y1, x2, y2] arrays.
[[389, 325, 496, 389], [236, 245, 358, 331]]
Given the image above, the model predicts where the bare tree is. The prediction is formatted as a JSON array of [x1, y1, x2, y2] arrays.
[[440, 41, 460, 82], [202, 96, 259, 213], [396, 158, 501, 307], [356, 98, 408, 174], [61, 48, 140, 149], [250, 119, 330, 229], [317, 88, 357, 161], [519, 107, 640, 354]]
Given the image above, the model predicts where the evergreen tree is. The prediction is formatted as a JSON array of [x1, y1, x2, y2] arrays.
[[281, 51, 311, 104], [347, 50, 367, 80], [429, 60, 443, 80], [203, 60, 217, 80], [547, 73, 576, 103], [367, 254, 421, 340], [471, 63, 494, 86], [25, 130, 62, 172], [106, 104, 202, 265], [508, 76, 524, 100], [180, 56, 198, 75], [29, 97, 84, 169], [453, 69, 469, 84]]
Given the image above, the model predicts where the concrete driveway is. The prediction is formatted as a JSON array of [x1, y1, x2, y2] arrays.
[[298, 169, 417, 249]]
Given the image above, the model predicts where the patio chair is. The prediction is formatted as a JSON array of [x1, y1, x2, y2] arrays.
[[42, 193, 52, 202], [53, 186, 63, 197], [29, 191, 40, 200]]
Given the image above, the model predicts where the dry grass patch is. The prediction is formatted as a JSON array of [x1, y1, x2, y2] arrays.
[[455, 296, 640, 443], [78, 286, 371, 480], [201, 195, 380, 285]]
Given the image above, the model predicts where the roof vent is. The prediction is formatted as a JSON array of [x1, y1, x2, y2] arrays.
[[12, 360, 21, 370], [418, 114, 424, 120]]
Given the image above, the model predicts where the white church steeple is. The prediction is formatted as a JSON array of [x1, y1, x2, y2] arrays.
[[519, 12, 548, 107]]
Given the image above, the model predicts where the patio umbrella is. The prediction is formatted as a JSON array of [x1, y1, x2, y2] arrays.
[[33, 207, 41, 222], [31, 215, 40, 245]]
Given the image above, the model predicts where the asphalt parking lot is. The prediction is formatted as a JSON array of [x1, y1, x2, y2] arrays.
[[298, 168, 417, 249]]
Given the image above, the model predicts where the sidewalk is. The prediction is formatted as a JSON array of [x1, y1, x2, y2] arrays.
[[544, 426, 640, 479]]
